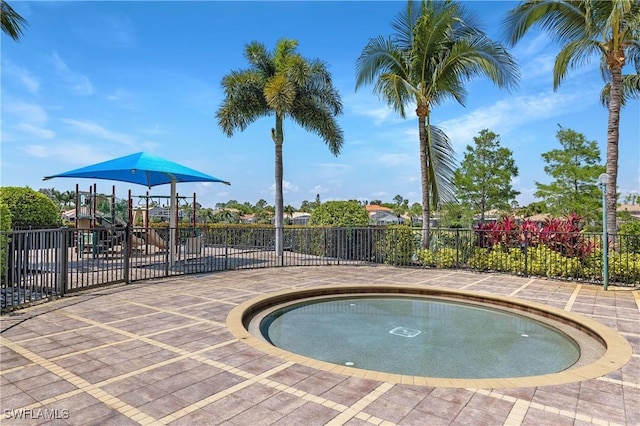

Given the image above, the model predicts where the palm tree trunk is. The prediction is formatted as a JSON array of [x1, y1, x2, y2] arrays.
[[273, 115, 284, 257], [606, 67, 622, 236], [418, 109, 430, 249]]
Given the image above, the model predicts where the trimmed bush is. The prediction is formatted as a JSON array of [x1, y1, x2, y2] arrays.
[[416, 247, 458, 268], [0, 187, 60, 229], [309, 201, 369, 227], [0, 200, 11, 279], [619, 221, 640, 254], [376, 225, 415, 265]]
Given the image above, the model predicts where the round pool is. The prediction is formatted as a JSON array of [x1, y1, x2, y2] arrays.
[[259, 296, 579, 379], [227, 285, 632, 388]]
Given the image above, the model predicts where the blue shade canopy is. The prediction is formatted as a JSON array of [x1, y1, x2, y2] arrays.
[[43, 152, 231, 188]]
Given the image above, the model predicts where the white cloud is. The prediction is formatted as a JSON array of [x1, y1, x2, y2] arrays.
[[15, 123, 55, 139], [52, 53, 95, 96], [515, 32, 552, 58], [345, 92, 409, 125], [2, 100, 49, 124], [21, 145, 49, 158], [22, 142, 109, 166], [522, 54, 556, 82], [60, 119, 136, 147], [105, 88, 130, 101], [2, 60, 40, 94], [436, 89, 598, 150], [268, 180, 299, 194], [309, 185, 329, 194], [374, 153, 414, 167], [283, 181, 298, 192]]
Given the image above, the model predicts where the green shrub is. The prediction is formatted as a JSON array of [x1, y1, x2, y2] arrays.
[[467, 246, 524, 274], [0, 201, 11, 279], [375, 225, 415, 265], [467, 245, 587, 278], [0, 187, 60, 229], [416, 248, 459, 268], [527, 245, 582, 278], [416, 249, 435, 266], [436, 248, 458, 268], [309, 201, 369, 227], [619, 221, 640, 254], [609, 253, 640, 283]]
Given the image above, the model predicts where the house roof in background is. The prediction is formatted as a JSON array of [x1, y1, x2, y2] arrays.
[[365, 205, 393, 213]]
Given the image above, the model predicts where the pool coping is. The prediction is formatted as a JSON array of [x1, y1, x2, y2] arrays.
[[227, 284, 633, 389]]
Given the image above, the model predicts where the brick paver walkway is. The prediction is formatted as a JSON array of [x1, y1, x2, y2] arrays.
[[1, 266, 638, 425]]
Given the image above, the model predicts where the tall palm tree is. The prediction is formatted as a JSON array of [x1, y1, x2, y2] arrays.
[[356, 0, 519, 248], [217, 38, 344, 256], [1, 0, 27, 40], [503, 0, 640, 236]]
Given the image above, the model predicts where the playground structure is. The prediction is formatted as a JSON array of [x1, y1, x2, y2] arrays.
[[74, 184, 127, 257], [73, 184, 202, 258]]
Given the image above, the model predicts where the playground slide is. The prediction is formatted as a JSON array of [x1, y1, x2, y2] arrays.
[[130, 234, 145, 248], [146, 229, 167, 250]]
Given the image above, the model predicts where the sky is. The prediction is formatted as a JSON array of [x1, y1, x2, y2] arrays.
[[1, 0, 638, 211]]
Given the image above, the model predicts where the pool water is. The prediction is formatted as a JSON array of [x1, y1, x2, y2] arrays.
[[260, 296, 580, 379]]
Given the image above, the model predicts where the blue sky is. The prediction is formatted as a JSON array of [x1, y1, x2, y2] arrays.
[[1, 1, 638, 210]]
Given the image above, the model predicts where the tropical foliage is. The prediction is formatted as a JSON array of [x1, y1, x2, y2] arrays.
[[0, 187, 60, 229], [453, 129, 519, 223], [356, 0, 518, 248], [217, 38, 344, 256], [534, 126, 605, 222], [504, 0, 640, 235], [474, 213, 594, 259], [309, 201, 369, 227], [1, 0, 26, 40], [0, 200, 11, 279]]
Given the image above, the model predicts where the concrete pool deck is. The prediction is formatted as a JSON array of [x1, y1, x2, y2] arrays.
[[1, 266, 638, 425]]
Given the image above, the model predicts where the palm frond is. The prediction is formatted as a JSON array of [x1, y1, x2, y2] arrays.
[[244, 42, 274, 76], [425, 124, 457, 207], [355, 36, 409, 89], [290, 99, 344, 156], [292, 59, 343, 116], [554, 38, 602, 89], [503, 0, 588, 46], [600, 72, 640, 106], [391, 0, 419, 51], [216, 70, 269, 136], [1, 0, 26, 40]]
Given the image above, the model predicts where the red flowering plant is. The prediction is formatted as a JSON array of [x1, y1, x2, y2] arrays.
[[474, 213, 594, 259], [474, 215, 521, 249], [538, 213, 594, 258]]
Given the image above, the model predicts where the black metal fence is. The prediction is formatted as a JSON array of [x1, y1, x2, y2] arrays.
[[1, 226, 638, 311]]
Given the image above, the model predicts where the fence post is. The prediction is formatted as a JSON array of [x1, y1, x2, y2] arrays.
[[224, 228, 228, 270], [394, 227, 398, 266], [523, 231, 529, 276], [280, 227, 285, 267], [124, 223, 131, 284], [455, 228, 460, 266], [58, 229, 68, 297]]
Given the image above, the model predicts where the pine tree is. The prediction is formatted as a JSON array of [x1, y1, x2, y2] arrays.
[[453, 129, 519, 223]]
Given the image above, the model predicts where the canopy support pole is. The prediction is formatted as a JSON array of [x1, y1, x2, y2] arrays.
[[169, 179, 177, 267]]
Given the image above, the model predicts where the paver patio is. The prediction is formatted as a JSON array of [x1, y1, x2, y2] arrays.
[[1, 266, 638, 425]]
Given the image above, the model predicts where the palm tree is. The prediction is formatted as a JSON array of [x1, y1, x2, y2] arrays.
[[217, 38, 344, 256], [503, 0, 640, 236], [356, 0, 519, 247], [1, 0, 27, 40]]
